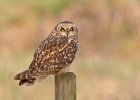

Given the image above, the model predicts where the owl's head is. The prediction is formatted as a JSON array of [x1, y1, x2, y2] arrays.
[[51, 21, 78, 38]]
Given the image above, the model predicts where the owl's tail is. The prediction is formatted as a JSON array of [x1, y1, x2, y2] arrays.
[[14, 70, 36, 86]]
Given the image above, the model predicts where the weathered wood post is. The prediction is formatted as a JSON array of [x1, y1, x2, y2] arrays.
[[55, 72, 76, 100]]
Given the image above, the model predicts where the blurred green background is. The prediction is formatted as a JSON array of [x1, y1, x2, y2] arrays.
[[0, 0, 140, 100]]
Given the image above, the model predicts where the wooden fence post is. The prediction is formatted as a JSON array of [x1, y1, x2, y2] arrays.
[[55, 72, 76, 100]]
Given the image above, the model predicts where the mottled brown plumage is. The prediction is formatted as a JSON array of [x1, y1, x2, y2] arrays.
[[14, 21, 79, 86]]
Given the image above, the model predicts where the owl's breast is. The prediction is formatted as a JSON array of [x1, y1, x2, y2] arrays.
[[36, 37, 78, 74], [59, 40, 78, 64]]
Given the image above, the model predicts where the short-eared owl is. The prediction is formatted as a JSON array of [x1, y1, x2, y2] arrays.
[[14, 21, 79, 86]]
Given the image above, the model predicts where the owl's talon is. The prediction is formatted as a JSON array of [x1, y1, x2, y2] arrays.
[[66, 69, 70, 72]]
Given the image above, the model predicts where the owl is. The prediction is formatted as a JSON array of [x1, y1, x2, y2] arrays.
[[14, 21, 79, 86]]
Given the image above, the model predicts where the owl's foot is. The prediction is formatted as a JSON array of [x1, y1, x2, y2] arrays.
[[66, 64, 71, 72], [66, 68, 70, 72]]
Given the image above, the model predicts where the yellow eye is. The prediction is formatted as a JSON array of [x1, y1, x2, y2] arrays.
[[70, 27, 74, 31], [60, 27, 65, 32]]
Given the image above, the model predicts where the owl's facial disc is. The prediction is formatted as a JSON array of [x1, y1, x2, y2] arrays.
[[58, 24, 77, 37]]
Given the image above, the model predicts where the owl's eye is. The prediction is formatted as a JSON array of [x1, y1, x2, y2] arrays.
[[70, 27, 74, 31], [60, 27, 65, 32]]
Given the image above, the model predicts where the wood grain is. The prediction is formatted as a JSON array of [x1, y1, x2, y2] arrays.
[[55, 72, 76, 100]]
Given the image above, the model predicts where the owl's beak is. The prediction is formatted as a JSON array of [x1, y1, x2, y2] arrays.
[[67, 32, 69, 37], [66, 28, 69, 37]]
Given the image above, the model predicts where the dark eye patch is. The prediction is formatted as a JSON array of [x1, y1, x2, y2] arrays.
[[60, 27, 65, 32], [70, 27, 74, 31]]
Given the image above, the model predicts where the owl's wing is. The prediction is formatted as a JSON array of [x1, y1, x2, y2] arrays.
[[28, 36, 68, 77]]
